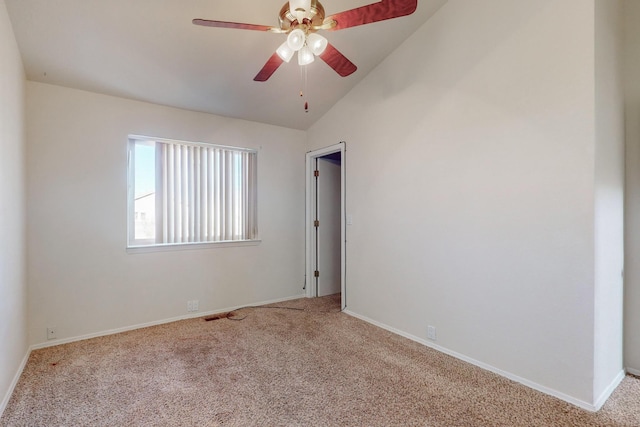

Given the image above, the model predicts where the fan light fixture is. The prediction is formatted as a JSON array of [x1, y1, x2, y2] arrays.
[[277, 30, 328, 65], [275, 1, 328, 66], [276, 42, 295, 62], [298, 46, 315, 65], [287, 28, 306, 51], [307, 33, 328, 56]]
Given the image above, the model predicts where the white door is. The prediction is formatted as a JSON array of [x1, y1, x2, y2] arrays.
[[316, 156, 341, 296]]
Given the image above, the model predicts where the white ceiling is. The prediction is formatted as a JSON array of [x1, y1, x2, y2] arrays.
[[6, 0, 446, 130]]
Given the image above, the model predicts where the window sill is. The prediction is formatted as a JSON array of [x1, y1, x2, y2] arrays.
[[127, 239, 262, 254]]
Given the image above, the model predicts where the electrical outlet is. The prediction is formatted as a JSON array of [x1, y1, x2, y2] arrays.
[[47, 327, 57, 340], [187, 300, 199, 312], [427, 325, 437, 341]]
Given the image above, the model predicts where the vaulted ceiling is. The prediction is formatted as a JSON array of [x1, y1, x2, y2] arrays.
[[6, 0, 446, 130]]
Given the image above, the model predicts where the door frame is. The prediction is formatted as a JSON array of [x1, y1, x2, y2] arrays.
[[305, 142, 346, 310]]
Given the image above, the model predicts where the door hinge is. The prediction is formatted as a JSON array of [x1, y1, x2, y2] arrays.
[[314, 220, 320, 227], [314, 170, 319, 177], [314, 270, 320, 278]]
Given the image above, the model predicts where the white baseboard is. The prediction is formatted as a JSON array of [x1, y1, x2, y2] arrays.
[[343, 309, 620, 413], [593, 369, 626, 411], [0, 349, 31, 418], [9, 297, 624, 417], [626, 367, 640, 376], [31, 294, 306, 350]]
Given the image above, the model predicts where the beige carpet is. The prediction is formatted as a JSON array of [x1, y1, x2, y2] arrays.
[[2, 295, 639, 426]]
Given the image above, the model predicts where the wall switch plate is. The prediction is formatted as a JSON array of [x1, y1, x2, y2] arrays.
[[427, 325, 437, 341], [47, 327, 57, 340]]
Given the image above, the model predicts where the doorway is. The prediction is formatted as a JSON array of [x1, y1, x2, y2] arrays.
[[305, 142, 346, 310]]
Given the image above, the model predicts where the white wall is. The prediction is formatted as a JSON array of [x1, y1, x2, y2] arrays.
[[0, 0, 27, 414], [26, 82, 307, 346], [593, 0, 625, 403], [308, 0, 622, 407], [624, 0, 640, 375]]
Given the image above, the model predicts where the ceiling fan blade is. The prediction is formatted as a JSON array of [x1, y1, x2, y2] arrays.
[[193, 19, 278, 32], [319, 43, 357, 77], [325, 0, 417, 31], [254, 53, 285, 82]]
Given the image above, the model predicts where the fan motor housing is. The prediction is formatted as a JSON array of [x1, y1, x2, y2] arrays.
[[278, 0, 326, 32]]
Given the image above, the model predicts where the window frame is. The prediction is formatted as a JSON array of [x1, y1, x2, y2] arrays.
[[126, 135, 260, 252]]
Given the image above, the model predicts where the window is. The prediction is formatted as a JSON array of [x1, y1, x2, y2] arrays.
[[128, 136, 258, 248]]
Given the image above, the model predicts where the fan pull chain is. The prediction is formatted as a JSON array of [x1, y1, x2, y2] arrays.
[[300, 65, 309, 113]]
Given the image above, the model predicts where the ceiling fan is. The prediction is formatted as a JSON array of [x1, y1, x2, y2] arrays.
[[193, 0, 418, 82]]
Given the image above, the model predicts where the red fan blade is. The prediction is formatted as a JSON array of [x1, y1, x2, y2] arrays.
[[254, 53, 285, 82], [319, 43, 357, 77], [325, 0, 418, 31], [193, 19, 276, 32]]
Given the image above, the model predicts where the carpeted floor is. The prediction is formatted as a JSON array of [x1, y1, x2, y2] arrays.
[[1, 294, 639, 426]]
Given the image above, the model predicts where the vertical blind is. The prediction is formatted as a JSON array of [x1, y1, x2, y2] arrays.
[[155, 141, 257, 244]]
